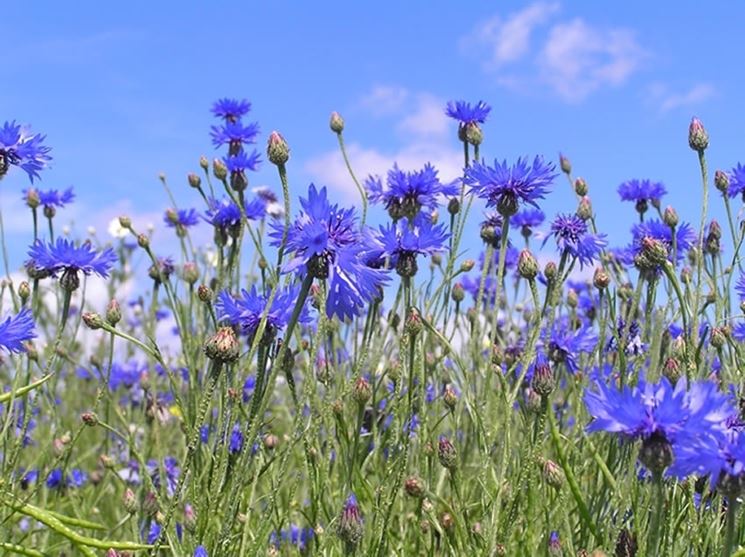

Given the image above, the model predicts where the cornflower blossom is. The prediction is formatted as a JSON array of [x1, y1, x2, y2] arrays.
[[270, 184, 389, 321], [216, 284, 311, 342], [617, 179, 667, 214], [378, 215, 449, 278], [545, 321, 598, 374], [511, 207, 545, 239], [27, 238, 117, 290], [0, 309, 36, 354], [0, 121, 52, 182], [464, 156, 556, 217], [445, 100, 492, 125], [164, 208, 200, 229], [211, 98, 252, 122], [727, 163, 745, 199], [364, 163, 458, 219], [548, 213, 607, 268]]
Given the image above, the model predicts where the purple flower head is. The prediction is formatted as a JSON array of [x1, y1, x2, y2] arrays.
[[0, 309, 35, 354], [224, 149, 262, 174], [365, 163, 458, 219], [216, 284, 312, 341], [164, 208, 200, 229], [270, 184, 389, 320], [27, 238, 117, 284], [548, 213, 607, 268], [378, 215, 449, 277], [211, 98, 251, 122], [465, 156, 556, 217], [445, 100, 491, 125], [618, 179, 667, 203], [727, 163, 745, 199], [0, 121, 52, 182], [210, 121, 260, 149]]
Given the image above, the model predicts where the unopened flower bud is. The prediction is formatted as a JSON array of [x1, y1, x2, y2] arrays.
[[711, 326, 727, 349], [531, 361, 555, 396], [204, 327, 240, 363], [267, 131, 290, 166], [143, 491, 159, 516], [438, 436, 457, 470], [18, 281, 30, 303], [352, 377, 372, 405], [263, 433, 279, 450], [136, 233, 149, 249], [25, 188, 40, 209], [688, 117, 709, 152], [448, 198, 460, 215], [559, 153, 571, 175], [197, 284, 213, 303], [81, 411, 98, 426], [544, 261, 558, 283], [443, 384, 458, 410], [336, 494, 364, 547], [715, 170, 730, 194], [118, 216, 132, 229], [82, 312, 104, 330], [662, 206, 679, 228], [541, 458, 564, 490], [518, 249, 538, 280], [123, 488, 137, 514], [106, 299, 121, 326], [187, 173, 201, 189], [182, 262, 200, 285], [460, 259, 475, 272], [576, 196, 592, 221], [199, 155, 209, 170], [329, 112, 344, 134], [184, 504, 197, 533], [404, 476, 425, 498], [405, 307, 423, 337], [574, 177, 588, 196], [593, 267, 610, 290], [451, 283, 465, 303]]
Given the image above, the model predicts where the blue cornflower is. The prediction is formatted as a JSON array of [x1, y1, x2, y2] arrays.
[[617, 179, 667, 212], [109, 360, 146, 391], [194, 546, 208, 557], [736, 274, 745, 302], [511, 208, 545, 236], [365, 163, 458, 219], [0, 309, 35, 354], [584, 377, 734, 473], [45, 469, 63, 489], [164, 208, 200, 229], [147, 522, 162, 544], [224, 150, 261, 174], [229, 423, 244, 454], [464, 157, 556, 217], [548, 213, 607, 268], [211, 98, 251, 122], [606, 319, 646, 357], [669, 425, 745, 483], [210, 121, 260, 149], [216, 284, 311, 341], [242, 375, 256, 403], [445, 100, 491, 125], [27, 238, 117, 284], [378, 216, 449, 277], [270, 184, 389, 320], [204, 197, 265, 234], [23, 187, 75, 211], [546, 322, 597, 374], [0, 121, 52, 182], [727, 163, 745, 199]]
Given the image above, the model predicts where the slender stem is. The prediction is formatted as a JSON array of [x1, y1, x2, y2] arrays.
[[337, 132, 367, 226], [691, 150, 709, 373], [723, 496, 740, 557]]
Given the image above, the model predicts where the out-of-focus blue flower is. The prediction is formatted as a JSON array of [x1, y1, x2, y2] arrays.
[[164, 208, 200, 229], [27, 238, 117, 279], [229, 423, 244, 454], [625, 219, 696, 268], [548, 213, 607, 268], [617, 179, 667, 205], [270, 184, 389, 320], [109, 360, 147, 391], [204, 196, 265, 232], [210, 120, 260, 149], [546, 322, 597, 374], [0, 121, 52, 182], [735, 274, 745, 302], [217, 284, 311, 341], [147, 522, 162, 544], [224, 150, 262, 174], [25, 187, 75, 210], [148, 457, 180, 497], [45, 468, 87, 489], [465, 157, 556, 216], [0, 309, 35, 354], [445, 100, 491, 125], [194, 545, 208, 557], [211, 98, 251, 122], [242, 375, 256, 403], [365, 163, 458, 218], [606, 319, 646, 357], [727, 163, 745, 199], [511, 208, 545, 235], [378, 216, 449, 277], [270, 525, 314, 551]]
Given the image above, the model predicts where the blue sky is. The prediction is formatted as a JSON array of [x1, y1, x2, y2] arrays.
[[3, 1, 744, 269]]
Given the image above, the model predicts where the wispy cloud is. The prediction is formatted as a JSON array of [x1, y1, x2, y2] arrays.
[[305, 87, 460, 200], [648, 82, 716, 113], [461, 3, 647, 102]]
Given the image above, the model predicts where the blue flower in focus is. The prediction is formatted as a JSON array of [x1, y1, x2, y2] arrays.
[[211, 98, 252, 121], [216, 284, 312, 341], [270, 184, 389, 320], [0, 121, 52, 182], [210, 121, 260, 149], [164, 208, 200, 230], [445, 100, 491, 125], [548, 213, 607, 268], [464, 157, 556, 217], [727, 163, 745, 199], [27, 238, 117, 279], [379, 216, 449, 277], [617, 179, 667, 212], [0, 309, 35, 354], [365, 163, 458, 219]]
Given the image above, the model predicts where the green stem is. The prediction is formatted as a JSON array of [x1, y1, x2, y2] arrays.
[[337, 131, 367, 226]]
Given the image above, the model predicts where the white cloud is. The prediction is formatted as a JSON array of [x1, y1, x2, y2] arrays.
[[648, 82, 716, 112], [539, 19, 645, 102], [463, 2, 560, 67], [359, 85, 410, 115], [461, 3, 647, 102], [306, 88, 463, 200]]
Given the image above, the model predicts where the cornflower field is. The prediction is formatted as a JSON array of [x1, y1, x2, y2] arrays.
[[2, 96, 745, 557]]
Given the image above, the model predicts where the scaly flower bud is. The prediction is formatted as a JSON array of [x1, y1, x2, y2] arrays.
[[559, 153, 571, 175], [593, 267, 610, 290], [352, 377, 372, 406], [106, 299, 122, 326], [82, 312, 104, 330], [715, 170, 729, 194], [267, 131, 290, 165], [204, 327, 240, 363], [574, 177, 588, 196], [576, 196, 592, 221], [405, 475, 425, 498], [518, 249, 539, 280], [213, 158, 228, 180], [688, 117, 709, 152], [336, 494, 364, 547], [329, 112, 344, 134], [187, 173, 201, 189], [438, 436, 458, 470]]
